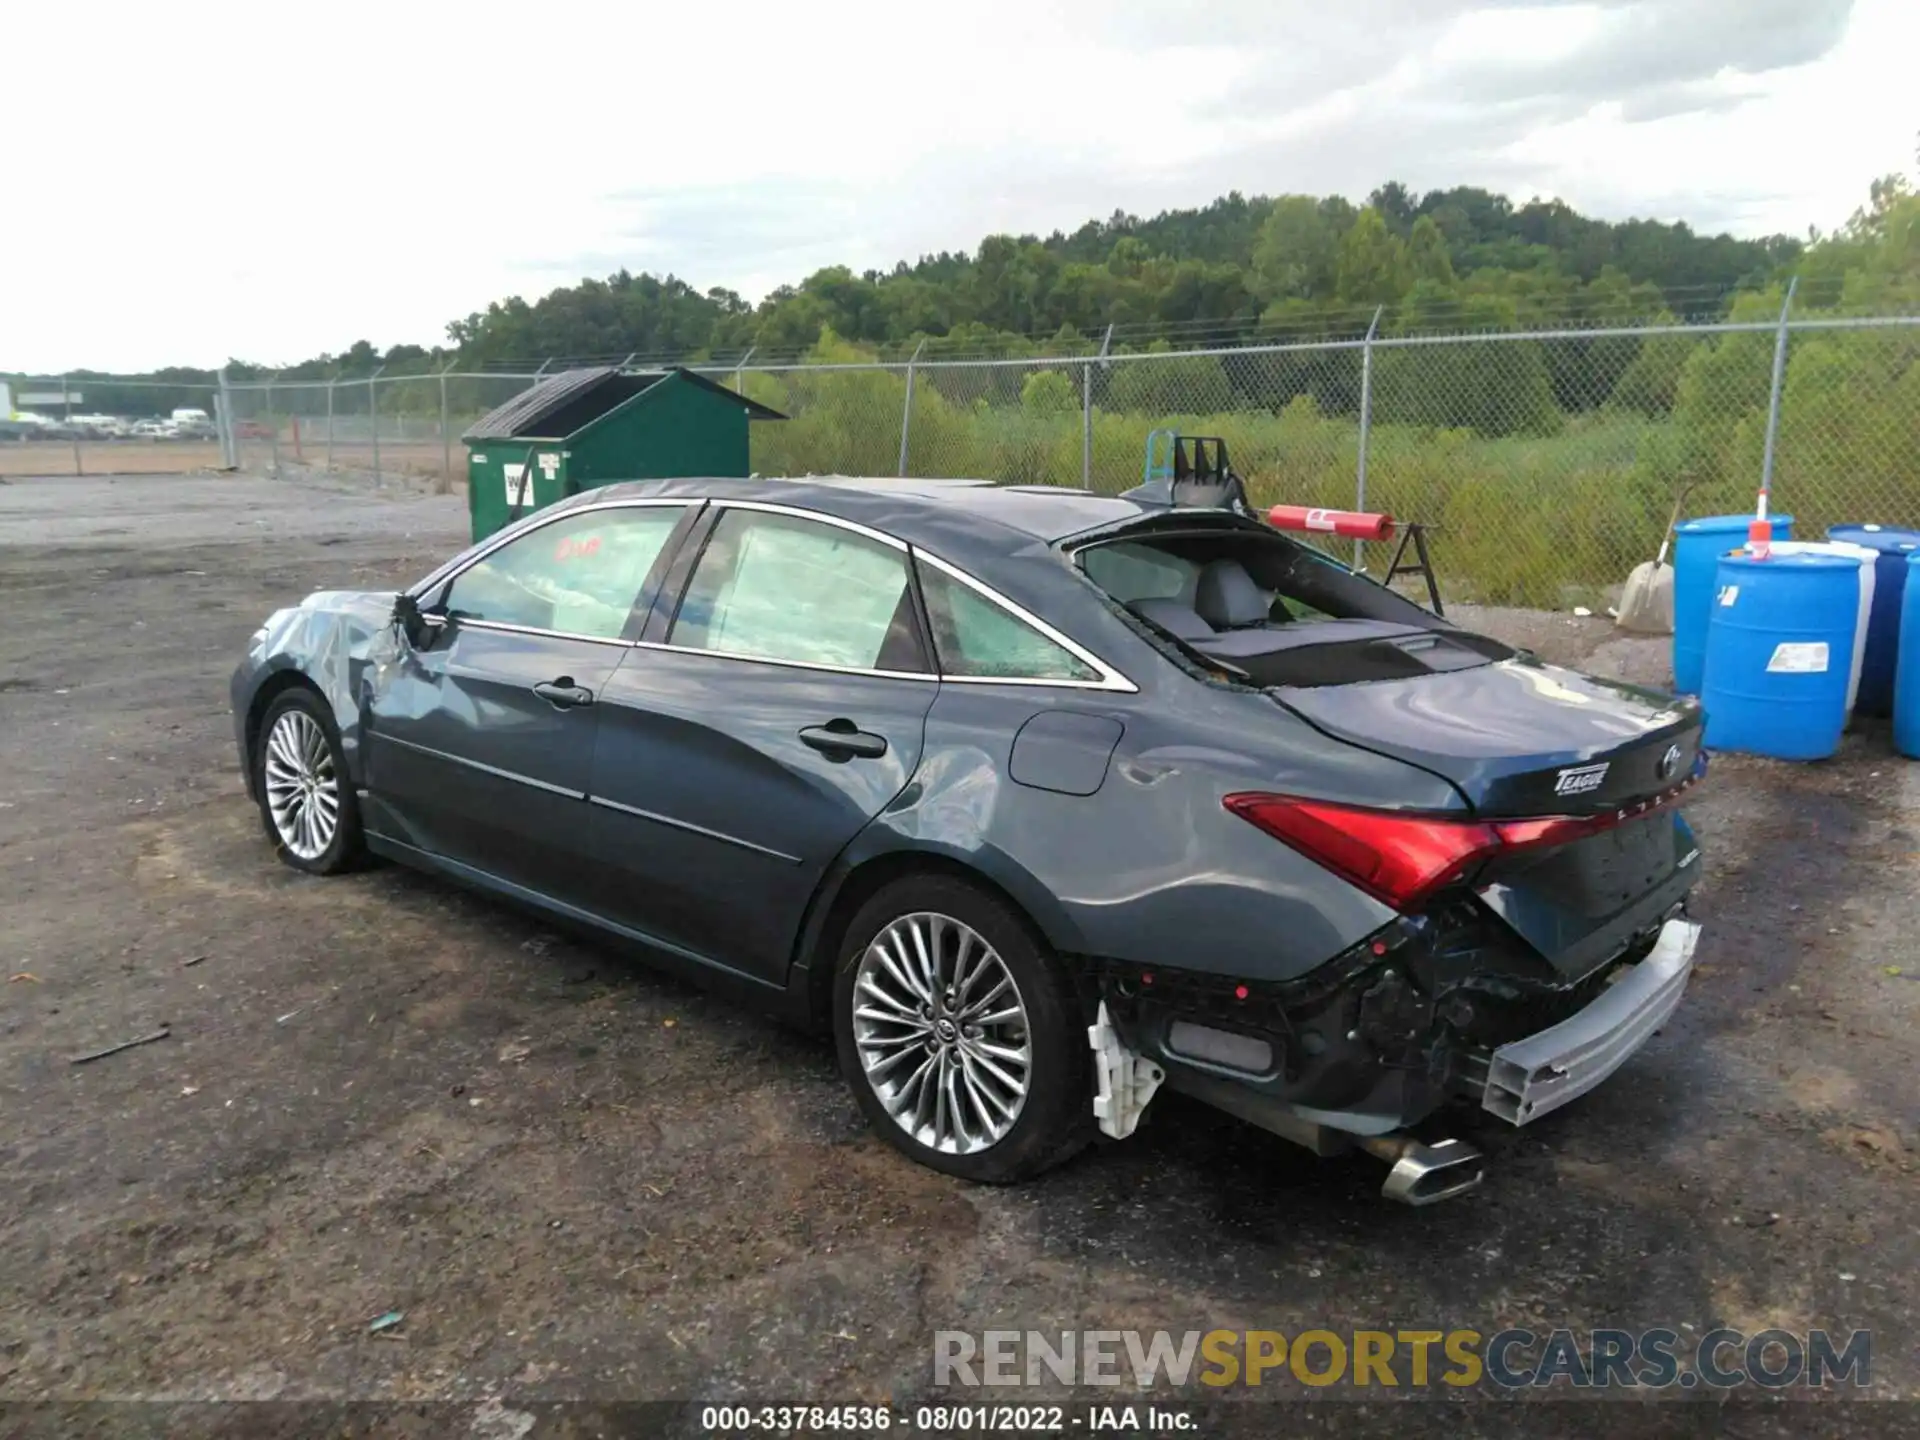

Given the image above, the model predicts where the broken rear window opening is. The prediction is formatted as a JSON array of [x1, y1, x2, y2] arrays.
[[1073, 524, 1512, 689]]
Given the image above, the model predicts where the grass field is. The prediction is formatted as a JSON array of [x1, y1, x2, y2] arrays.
[[747, 393, 1749, 607]]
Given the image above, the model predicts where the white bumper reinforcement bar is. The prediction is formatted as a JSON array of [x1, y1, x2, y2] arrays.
[[1482, 917, 1701, 1126]]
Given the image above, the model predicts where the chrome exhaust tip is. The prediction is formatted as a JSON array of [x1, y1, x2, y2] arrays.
[[1356, 1134, 1486, 1206]]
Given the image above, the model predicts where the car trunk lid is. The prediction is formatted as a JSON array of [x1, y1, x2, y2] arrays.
[[1271, 657, 1704, 980], [1272, 655, 1702, 818]]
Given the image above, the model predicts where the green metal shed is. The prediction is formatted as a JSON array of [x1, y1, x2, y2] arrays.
[[461, 365, 785, 541]]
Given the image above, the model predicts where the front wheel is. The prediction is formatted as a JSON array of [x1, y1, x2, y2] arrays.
[[833, 875, 1093, 1183], [252, 688, 365, 875]]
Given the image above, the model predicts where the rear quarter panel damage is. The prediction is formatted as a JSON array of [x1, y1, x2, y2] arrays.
[[843, 680, 1463, 986]]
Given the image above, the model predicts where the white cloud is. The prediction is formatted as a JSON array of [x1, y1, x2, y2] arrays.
[[2, 0, 1909, 371]]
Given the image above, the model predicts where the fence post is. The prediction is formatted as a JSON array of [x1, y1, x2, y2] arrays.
[[439, 361, 456, 494], [369, 365, 386, 486], [731, 346, 756, 394], [1081, 359, 1094, 487], [325, 379, 335, 472], [217, 367, 237, 470], [267, 369, 282, 478], [897, 338, 925, 477], [1084, 325, 1113, 488], [1758, 276, 1798, 521], [1353, 305, 1384, 569], [63, 376, 83, 476]]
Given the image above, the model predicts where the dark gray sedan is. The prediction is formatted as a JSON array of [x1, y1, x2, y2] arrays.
[[232, 476, 1706, 1202]]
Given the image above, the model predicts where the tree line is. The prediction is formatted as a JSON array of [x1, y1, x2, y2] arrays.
[[724, 169, 1916, 603], [20, 168, 1915, 429], [437, 183, 1805, 368], [34, 181, 1811, 382]]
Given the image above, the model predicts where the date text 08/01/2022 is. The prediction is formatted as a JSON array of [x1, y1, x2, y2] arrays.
[[698, 1404, 1197, 1432]]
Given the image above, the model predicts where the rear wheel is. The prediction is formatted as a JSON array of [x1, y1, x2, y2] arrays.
[[252, 688, 364, 875], [834, 875, 1092, 1183]]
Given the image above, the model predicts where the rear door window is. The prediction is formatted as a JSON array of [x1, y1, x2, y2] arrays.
[[668, 508, 927, 672], [446, 506, 685, 640], [916, 560, 1099, 682]]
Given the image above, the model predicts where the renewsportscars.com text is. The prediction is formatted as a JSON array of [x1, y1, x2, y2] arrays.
[[934, 1327, 1871, 1390]]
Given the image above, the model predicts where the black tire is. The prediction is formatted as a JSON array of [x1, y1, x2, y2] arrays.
[[251, 687, 365, 876], [833, 874, 1094, 1184]]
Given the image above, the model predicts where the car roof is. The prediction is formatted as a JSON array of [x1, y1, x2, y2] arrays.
[[569, 475, 1150, 549]]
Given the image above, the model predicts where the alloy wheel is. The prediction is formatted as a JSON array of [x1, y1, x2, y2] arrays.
[[263, 708, 340, 862], [852, 911, 1032, 1154]]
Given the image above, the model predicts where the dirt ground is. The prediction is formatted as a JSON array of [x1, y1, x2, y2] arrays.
[[0, 441, 230, 479], [232, 441, 458, 489], [0, 471, 1915, 1430], [0, 439, 459, 487]]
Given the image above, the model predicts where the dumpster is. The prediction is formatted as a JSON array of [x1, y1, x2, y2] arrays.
[[462, 366, 785, 541]]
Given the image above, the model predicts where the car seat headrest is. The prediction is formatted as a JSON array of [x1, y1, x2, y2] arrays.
[[1193, 559, 1271, 629]]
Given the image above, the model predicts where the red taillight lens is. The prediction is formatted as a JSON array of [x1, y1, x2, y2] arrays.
[[1489, 813, 1609, 848], [1222, 794, 1502, 910], [1224, 767, 1701, 912]]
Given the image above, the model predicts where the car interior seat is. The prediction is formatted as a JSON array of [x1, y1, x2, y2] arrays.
[[1193, 559, 1279, 631]]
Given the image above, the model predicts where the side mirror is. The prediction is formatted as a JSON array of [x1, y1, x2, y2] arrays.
[[394, 592, 448, 650]]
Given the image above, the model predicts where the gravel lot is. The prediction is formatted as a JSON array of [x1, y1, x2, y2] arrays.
[[0, 472, 1914, 1429]]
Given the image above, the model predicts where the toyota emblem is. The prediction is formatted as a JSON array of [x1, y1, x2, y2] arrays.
[[1657, 743, 1683, 781]]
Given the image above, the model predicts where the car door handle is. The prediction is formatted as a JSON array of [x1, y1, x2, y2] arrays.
[[532, 679, 595, 709], [798, 722, 888, 760]]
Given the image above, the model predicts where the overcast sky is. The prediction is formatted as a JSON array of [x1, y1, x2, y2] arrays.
[[6, 0, 1913, 373]]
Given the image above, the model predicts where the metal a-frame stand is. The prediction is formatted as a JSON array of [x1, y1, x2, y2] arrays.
[[1382, 523, 1444, 616]]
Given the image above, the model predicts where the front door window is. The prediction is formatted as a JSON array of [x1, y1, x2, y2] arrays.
[[448, 506, 686, 640]]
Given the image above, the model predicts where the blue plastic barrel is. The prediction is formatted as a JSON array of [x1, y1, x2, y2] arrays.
[[1825, 525, 1920, 716], [1673, 514, 1793, 695], [1896, 553, 1920, 761], [1703, 552, 1859, 760], [1768, 541, 1876, 716]]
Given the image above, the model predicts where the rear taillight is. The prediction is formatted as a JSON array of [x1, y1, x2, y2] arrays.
[[1223, 794, 1502, 910], [1225, 762, 1702, 911], [1487, 813, 1611, 848]]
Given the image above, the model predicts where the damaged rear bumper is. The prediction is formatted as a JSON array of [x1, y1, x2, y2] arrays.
[[1092, 904, 1702, 1200], [1470, 916, 1699, 1125]]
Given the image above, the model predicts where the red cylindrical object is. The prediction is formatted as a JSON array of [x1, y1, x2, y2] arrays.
[[1267, 505, 1397, 541]]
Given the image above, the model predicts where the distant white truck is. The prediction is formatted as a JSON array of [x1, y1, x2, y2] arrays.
[[72, 414, 132, 438], [169, 407, 217, 440]]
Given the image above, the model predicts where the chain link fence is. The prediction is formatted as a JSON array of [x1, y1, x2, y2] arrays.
[[727, 312, 1919, 606], [14, 305, 1914, 606], [0, 375, 227, 479], [219, 370, 535, 488]]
